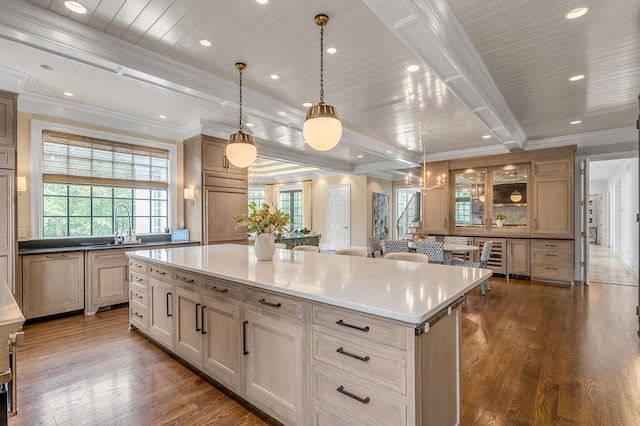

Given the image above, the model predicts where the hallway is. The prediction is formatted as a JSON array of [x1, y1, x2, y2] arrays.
[[589, 244, 638, 286]]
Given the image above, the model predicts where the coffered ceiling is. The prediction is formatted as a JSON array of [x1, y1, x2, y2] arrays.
[[0, 0, 637, 181]]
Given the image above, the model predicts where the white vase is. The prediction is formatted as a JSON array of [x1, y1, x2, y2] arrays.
[[496, 219, 504, 228], [253, 233, 275, 261]]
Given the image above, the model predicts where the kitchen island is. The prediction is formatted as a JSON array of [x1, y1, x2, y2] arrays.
[[127, 244, 492, 425]]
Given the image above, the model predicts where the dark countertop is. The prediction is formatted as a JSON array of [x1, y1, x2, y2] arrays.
[[18, 235, 200, 255]]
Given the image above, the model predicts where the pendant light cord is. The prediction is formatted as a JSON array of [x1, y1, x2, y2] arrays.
[[319, 25, 324, 102], [238, 66, 244, 131]]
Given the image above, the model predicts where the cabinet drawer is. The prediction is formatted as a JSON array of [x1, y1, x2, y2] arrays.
[[531, 264, 573, 281], [129, 281, 147, 306], [313, 329, 407, 394], [531, 239, 573, 251], [129, 260, 147, 274], [313, 305, 406, 350], [174, 269, 203, 287], [245, 288, 303, 320], [313, 403, 370, 426], [129, 271, 147, 286], [203, 173, 247, 188], [204, 277, 239, 300], [531, 250, 573, 265], [313, 367, 407, 426], [148, 264, 172, 283], [129, 300, 148, 332]]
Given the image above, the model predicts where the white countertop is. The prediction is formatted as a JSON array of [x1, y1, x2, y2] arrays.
[[127, 244, 492, 324]]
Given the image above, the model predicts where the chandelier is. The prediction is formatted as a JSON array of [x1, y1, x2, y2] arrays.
[[405, 170, 447, 191]]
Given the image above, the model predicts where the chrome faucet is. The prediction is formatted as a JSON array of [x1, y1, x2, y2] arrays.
[[113, 203, 134, 245]]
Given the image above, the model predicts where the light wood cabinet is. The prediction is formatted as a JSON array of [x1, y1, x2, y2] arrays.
[[149, 278, 173, 348], [532, 159, 573, 238], [184, 134, 248, 245], [87, 249, 129, 315], [507, 239, 530, 277], [22, 252, 84, 319], [421, 161, 449, 235], [0, 90, 16, 299], [530, 239, 574, 284], [0, 90, 17, 148], [174, 286, 205, 367]]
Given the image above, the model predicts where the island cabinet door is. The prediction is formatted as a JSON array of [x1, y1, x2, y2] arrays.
[[202, 294, 242, 392], [243, 305, 305, 425], [174, 287, 204, 367], [149, 278, 174, 349]]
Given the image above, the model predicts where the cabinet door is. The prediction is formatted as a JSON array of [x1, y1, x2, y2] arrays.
[[205, 187, 248, 244], [422, 186, 448, 234], [149, 278, 174, 348], [244, 306, 305, 425], [0, 92, 17, 148], [175, 287, 204, 366], [22, 252, 84, 319], [202, 294, 242, 391], [89, 254, 128, 315], [202, 136, 247, 176], [0, 170, 14, 293], [507, 239, 530, 276], [532, 176, 573, 238]]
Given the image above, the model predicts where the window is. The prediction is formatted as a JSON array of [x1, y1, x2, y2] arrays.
[[248, 186, 266, 212], [40, 130, 170, 237], [279, 190, 303, 230]]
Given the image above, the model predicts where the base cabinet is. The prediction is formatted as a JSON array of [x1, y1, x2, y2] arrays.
[[507, 239, 530, 277], [149, 278, 173, 348], [174, 286, 205, 367], [22, 252, 84, 319], [87, 250, 129, 315]]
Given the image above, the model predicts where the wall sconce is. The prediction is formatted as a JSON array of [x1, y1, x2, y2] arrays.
[[16, 176, 27, 195], [184, 188, 196, 205]]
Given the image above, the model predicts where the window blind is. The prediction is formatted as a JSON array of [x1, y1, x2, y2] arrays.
[[42, 130, 169, 190]]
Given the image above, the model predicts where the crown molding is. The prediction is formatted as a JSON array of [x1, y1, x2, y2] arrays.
[[0, 68, 27, 93], [361, 0, 527, 151], [527, 127, 636, 150]]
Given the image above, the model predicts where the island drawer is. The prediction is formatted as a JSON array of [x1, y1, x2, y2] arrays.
[[129, 259, 147, 274], [313, 305, 407, 350], [129, 281, 147, 306], [313, 366, 407, 426], [148, 264, 172, 283], [204, 277, 239, 300], [245, 288, 303, 320], [173, 269, 203, 287], [129, 271, 147, 287], [313, 402, 370, 426], [312, 329, 407, 394], [129, 300, 148, 332]]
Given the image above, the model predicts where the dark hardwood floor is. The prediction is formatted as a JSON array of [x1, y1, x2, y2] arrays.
[[9, 277, 640, 425]]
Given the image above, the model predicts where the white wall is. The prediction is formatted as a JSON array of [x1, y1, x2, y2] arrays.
[[607, 158, 639, 272]]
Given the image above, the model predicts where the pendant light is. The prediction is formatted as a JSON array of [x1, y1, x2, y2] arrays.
[[510, 170, 522, 203], [303, 14, 342, 151], [227, 62, 257, 168]]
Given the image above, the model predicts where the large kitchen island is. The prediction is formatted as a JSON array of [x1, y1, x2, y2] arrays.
[[126, 244, 492, 426]]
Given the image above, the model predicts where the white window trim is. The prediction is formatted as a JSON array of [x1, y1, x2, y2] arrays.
[[30, 119, 179, 238]]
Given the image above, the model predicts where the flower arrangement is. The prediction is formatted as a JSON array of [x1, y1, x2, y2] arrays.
[[493, 213, 507, 221], [234, 201, 292, 235], [415, 232, 429, 241]]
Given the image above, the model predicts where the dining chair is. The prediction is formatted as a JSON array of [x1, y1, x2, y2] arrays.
[[335, 248, 368, 257], [367, 236, 384, 258], [291, 245, 320, 252], [453, 241, 493, 295], [415, 240, 444, 264], [382, 239, 409, 254], [274, 243, 287, 249], [383, 252, 429, 263]]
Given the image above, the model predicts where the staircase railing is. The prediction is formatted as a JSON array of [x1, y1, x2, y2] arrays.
[[397, 193, 420, 240]]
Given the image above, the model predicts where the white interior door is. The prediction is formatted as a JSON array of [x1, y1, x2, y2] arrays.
[[326, 184, 350, 250]]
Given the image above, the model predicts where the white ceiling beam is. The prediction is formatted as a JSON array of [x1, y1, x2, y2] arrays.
[[361, 0, 528, 151]]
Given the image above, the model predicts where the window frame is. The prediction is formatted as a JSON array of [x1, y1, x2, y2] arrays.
[[31, 119, 178, 238]]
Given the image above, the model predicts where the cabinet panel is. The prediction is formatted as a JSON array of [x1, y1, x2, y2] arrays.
[[88, 250, 129, 315], [175, 287, 204, 366], [534, 158, 572, 177], [245, 305, 305, 425], [532, 176, 573, 238], [422, 186, 448, 234], [0, 92, 17, 148], [507, 239, 530, 277], [149, 278, 174, 348], [22, 252, 84, 319], [202, 294, 242, 391], [0, 170, 14, 293], [205, 187, 248, 244], [202, 136, 247, 177]]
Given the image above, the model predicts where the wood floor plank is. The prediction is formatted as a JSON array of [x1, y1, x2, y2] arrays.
[[8, 277, 640, 425]]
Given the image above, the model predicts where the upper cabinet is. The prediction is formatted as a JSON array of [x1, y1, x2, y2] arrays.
[[531, 158, 574, 238], [421, 161, 449, 234], [202, 136, 248, 177], [0, 90, 17, 149]]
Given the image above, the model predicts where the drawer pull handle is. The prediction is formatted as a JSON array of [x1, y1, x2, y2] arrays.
[[545, 254, 558, 257], [243, 320, 249, 355], [336, 319, 370, 332], [195, 303, 201, 332], [201, 305, 207, 335], [212, 286, 228, 293], [166, 292, 172, 317], [133, 312, 143, 319], [545, 267, 558, 270], [545, 244, 558, 247], [336, 347, 370, 362], [180, 277, 194, 283], [134, 276, 143, 282], [336, 385, 370, 404], [133, 293, 143, 299], [259, 298, 282, 308], [157, 271, 166, 275]]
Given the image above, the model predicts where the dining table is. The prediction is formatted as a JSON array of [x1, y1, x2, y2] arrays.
[[442, 243, 479, 265]]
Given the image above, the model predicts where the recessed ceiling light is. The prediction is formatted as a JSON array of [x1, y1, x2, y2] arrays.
[[566, 7, 588, 19], [40, 64, 55, 71], [277, 111, 287, 117], [199, 39, 211, 47], [270, 74, 280, 80], [327, 47, 337, 54], [570, 120, 582, 125], [386, 150, 392, 154], [246, 123, 254, 127], [303, 102, 313, 108], [256, 0, 269, 4], [64, 1, 87, 14], [569, 74, 585, 81], [63, 91, 74, 97], [482, 135, 491, 139], [406, 65, 420, 73], [158, 115, 166, 119], [356, 155, 363, 158]]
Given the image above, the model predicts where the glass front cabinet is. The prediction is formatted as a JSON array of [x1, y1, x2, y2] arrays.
[[453, 164, 530, 235]]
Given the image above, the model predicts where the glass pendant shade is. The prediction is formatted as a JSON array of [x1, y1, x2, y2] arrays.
[[303, 102, 342, 151], [510, 190, 522, 203], [227, 131, 257, 168]]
